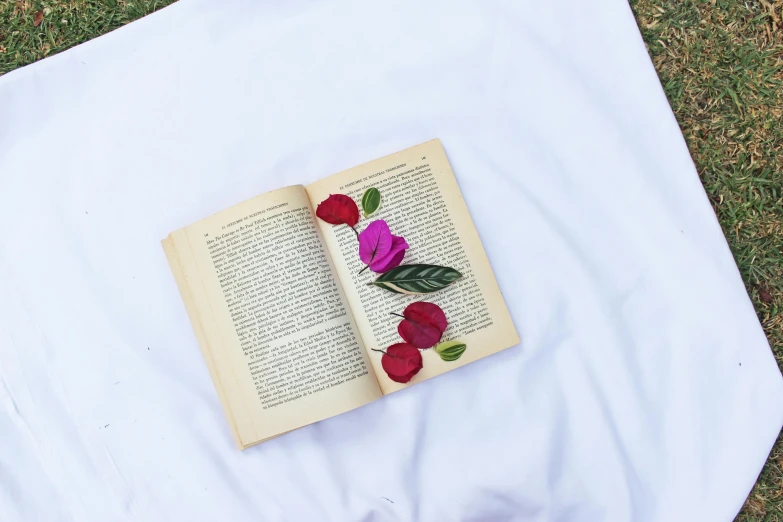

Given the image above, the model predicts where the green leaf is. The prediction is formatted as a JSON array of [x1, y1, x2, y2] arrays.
[[726, 87, 742, 114], [372, 264, 462, 294], [435, 341, 466, 362], [361, 187, 381, 217]]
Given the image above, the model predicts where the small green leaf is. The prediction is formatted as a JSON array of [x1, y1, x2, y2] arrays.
[[372, 264, 463, 294], [435, 341, 466, 362], [361, 187, 381, 217]]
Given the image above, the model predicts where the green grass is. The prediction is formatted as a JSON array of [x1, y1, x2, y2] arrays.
[[631, 1, 783, 519], [1, 0, 782, 519], [0, 1, 177, 73]]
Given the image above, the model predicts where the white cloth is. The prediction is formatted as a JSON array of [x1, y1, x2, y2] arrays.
[[1, 0, 781, 520]]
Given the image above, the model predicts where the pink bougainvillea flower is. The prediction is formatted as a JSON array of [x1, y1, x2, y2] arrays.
[[358, 219, 408, 273], [358, 220, 392, 264], [369, 235, 408, 272], [396, 301, 448, 348], [316, 194, 360, 227], [376, 343, 423, 383]]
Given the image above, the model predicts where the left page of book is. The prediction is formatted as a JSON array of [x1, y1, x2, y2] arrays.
[[162, 185, 381, 448]]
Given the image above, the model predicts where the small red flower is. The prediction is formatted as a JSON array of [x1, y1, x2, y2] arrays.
[[378, 343, 423, 383], [316, 194, 360, 227], [396, 302, 448, 349]]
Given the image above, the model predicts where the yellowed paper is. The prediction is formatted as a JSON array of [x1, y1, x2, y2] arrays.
[[163, 186, 381, 447], [163, 140, 519, 445], [307, 140, 519, 394]]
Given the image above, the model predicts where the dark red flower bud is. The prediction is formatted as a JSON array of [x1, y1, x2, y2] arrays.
[[397, 302, 447, 349], [380, 343, 423, 383], [315, 194, 360, 227]]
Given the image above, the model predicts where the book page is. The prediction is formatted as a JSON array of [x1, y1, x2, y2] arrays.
[[163, 186, 381, 447], [307, 140, 519, 394]]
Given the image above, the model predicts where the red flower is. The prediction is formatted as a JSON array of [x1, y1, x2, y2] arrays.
[[316, 194, 360, 227], [378, 343, 423, 383], [396, 302, 447, 349]]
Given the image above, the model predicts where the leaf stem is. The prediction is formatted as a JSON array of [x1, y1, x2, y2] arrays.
[[349, 225, 359, 238], [358, 264, 370, 275], [371, 348, 401, 360], [389, 312, 405, 319]]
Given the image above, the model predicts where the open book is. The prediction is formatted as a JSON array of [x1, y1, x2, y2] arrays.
[[162, 139, 519, 449]]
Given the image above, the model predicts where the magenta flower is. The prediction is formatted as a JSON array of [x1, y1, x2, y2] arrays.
[[358, 220, 409, 273], [370, 235, 408, 272], [359, 220, 392, 264]]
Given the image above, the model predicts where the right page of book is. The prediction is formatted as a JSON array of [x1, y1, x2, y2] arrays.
[[307, 139, 519, 394]]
